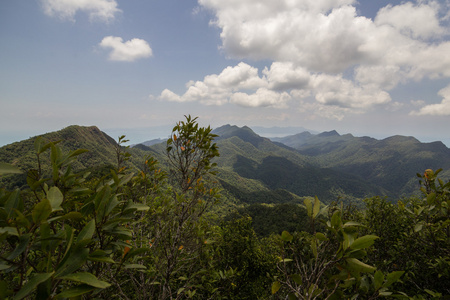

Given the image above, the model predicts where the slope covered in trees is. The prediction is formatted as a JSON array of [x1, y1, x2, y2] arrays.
[[273, 130, 450, 197], [1, 117, 449, 299]]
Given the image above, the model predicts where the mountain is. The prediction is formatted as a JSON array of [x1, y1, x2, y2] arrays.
[[131, 138, 166, 147], [2, 124, 447, 204], [0, 125, 150, 189], [273, 131, 450, 197], [211, 125, 386, 204]]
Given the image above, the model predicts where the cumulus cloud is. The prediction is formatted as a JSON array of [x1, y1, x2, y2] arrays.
[[231, 88, 291, 108], [99, 36, 153, 62], [159, 61, 390, 111], [411, 85, 450, 116], [374, 2, 445, 39], [41, 0, 121, 22], [310, 73, 391, 109], [158, 0, 450, 119]]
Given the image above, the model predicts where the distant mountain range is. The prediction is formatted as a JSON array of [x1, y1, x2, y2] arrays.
[[1, 124, 449, 205]]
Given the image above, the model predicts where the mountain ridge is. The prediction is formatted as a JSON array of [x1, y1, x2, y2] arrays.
[[1, 124, 448, 202]]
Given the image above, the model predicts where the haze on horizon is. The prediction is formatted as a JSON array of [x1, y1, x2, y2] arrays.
[[1, 0, 449, 147]]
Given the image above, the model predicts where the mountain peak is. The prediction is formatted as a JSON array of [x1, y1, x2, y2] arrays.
[[318, 130, 340, 137], [213, 124, 264, 147]]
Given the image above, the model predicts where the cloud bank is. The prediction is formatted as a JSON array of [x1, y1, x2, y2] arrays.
[[159, 0, 450, 118], [99, 36, 153, 62]]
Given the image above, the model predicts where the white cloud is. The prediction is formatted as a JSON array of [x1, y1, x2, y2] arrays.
[[374, 2, 445, 39], [41, 0, 121, 22], [263, 62, 310, 91], [99, 36, 153, 62], [411, 85, 450, 116], [310, 73, 391, 109], [230, 88, 291, 108]]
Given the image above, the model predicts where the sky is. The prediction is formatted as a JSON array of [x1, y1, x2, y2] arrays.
[[1, 0, 450, 147]]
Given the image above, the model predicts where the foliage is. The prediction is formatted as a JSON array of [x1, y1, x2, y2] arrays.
[[0, 137, 149, 299], [361, 169, 450, 297], [272, 197, 405, 299]]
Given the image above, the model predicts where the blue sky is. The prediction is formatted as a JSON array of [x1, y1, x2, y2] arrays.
[[1, 0, 449, 146]]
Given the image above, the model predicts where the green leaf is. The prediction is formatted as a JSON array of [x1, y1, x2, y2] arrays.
[[67, 149, 89, 159], [272, 281, 282, 294], [13, 272, 54, 300], [60, 272, 110, 289], [331, 210, 341, 228], [0, 162, 22, 175], [56, 284, 95, 299], [124, 264, 147, 269], [47, 187, 63, 212], [5, 189, 21, 219], [427, 193, 436, 205], [374, 270, 384, 290], [281, 231, 293, 242], [0, 227, 19, 236], [78, 219, 95, 242], [384, 271, 404, 288], [290, 274, 302, 285], [55, 247, 89, 278], [313, 196, 320, 218], [48, 212, 83, 223], [346, 258, 376, 273], [315, 232, 327, 241], [304, 198, 313, 217], [32, 199, 52, 223], [343, 221, 363, 228], [350, 235, 378, 250], [414, 223, 423, 232], [7, 234, 30, 260]]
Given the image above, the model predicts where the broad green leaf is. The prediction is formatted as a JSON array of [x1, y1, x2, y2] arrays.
[[290, 274, 302, 285], [343, 221, 362, 228], [427, 193, 436, 205], [7, 234, 30, 260], [313, 196, 320, 218], [0, 227, 19, 236], [384, 271, 404, 288], [124, 264, 147, 269], [331, 210, 341, 228], [78, 219, 95, 242], [55, 247, 89, 278], [350, 235, 378, 250], [67, 149, 89, 159], [47, 187, 63, 212], [315, 232, 327, 241], [272, 281, 281, 294], [56, 284, 95, 299], [346, 258, 376, 273], [5, 189, 21, 219], [60, 272, 110, 289], [13, 272, 54, 300], [374, 270, 384, 290], [304, 198, 313, 217], [0, 162, 22, 175], [281, 231, 293, 242], [48, 212, 83, 223], [311, 239, 318, 258], [32, 199, 52, 224]]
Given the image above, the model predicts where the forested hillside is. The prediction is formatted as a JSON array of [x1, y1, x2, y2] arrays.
[[1, 118, 449, 299], [273, 129, 450, 198]]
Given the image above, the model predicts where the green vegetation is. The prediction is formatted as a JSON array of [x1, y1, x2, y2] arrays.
[[0, 118, 449, 299]]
